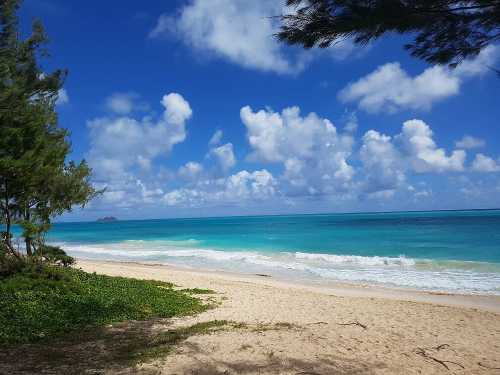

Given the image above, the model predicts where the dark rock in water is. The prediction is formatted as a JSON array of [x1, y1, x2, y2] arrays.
[[97, 216, 118, 222]]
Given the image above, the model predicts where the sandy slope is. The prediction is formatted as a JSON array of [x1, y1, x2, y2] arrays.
[[78, 260, 500, 375]]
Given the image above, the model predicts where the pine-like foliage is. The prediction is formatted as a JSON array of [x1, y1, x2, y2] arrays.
[[0, 0, 99, 256], [278, 0, 500, 67]]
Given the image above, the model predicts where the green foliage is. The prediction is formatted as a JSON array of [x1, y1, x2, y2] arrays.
[[278, 0, 500, 67], [33, 245, 75, 267], [0, 266, 208, 345], [0, 0, 100, 256], [0, 252, 26, 278]]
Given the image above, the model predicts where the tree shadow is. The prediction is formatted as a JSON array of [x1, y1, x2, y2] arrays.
[[0, 320, 386, 375], [163, 340, 386, 375], [0, 319, 168, 375]]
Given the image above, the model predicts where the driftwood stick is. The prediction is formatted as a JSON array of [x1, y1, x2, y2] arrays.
[[337, 321, 367, 330], [478, 362, 500, 370], [414, 347, 464, 370]]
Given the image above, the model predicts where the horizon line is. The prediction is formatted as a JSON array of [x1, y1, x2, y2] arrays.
[[54, 207, 500, 225]]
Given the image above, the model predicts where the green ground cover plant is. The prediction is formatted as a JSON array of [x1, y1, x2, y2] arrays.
[[0, 264, 208, 345]]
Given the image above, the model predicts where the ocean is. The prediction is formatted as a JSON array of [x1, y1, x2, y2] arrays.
[[45, 210, 500, 295]]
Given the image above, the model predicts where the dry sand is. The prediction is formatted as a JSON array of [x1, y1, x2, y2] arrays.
[[77, 259, 500, 375]]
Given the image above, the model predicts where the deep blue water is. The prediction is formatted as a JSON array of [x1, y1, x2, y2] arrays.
[[38, 210, 500, 294]]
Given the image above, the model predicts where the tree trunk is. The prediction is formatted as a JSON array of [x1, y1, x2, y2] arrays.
[[2, 190, 21, 259], [25, 208, 33, 256]]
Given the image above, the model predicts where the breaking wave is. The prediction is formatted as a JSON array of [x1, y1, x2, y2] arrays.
[[56, 240, 500, 295]]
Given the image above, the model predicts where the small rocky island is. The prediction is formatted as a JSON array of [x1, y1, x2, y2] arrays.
[[96, 216, 118, 223]]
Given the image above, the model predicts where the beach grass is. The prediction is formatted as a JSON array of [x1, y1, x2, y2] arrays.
[[0, 265, 209, 345]]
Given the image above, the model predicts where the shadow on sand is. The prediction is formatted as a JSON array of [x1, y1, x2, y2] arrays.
[[0, 320, 385, 375]]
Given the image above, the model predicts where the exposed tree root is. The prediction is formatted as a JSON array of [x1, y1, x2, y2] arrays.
[[337, 321, 367, 330], [307, 322, 328, 326]]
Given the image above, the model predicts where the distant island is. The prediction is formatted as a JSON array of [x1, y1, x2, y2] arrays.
[[96, 216, 118, 222]]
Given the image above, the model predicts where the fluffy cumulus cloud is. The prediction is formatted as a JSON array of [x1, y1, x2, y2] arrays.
[[359, 130, 405, 197], [455, 135, 486, 150], [150, 0, 358, 74], [209, 143, 237, 171], [163, 169, 277, 207], [88, 93, 191, 178], [241, 105, 355, 196], [105, 92, 149, 115], [397, 120, 466, 173], [339, 46, 498, 113], [150, 0, 299, 74], [84, 95, 499, 212], [87, 93, 192, 207], [357, 119, 472, 199], [471, 154, 500, 173], [178, 162, 204, 180]]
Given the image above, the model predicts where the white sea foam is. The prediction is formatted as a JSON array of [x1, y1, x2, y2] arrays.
[[295, 252, 416, 267], [57, 240, 500, 295]]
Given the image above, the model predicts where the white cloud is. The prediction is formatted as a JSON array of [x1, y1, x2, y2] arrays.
[[101, 190, 126, 204], [339, 46, 498, 113], [150, 0, 357, 74], [359, 130, 405, 195], [84, 95, 499, 212], [163, 169, 277, 207], [339, 63, 459, 113], [162, 93, 193, 125], [455, 135, 486, 149], [136, 179, 164, 203], [209, 129, 223, 146], [455, 45, 499, 77], [343, 112, 358, 133], [178, 162, 204, 180], [471, 154, 500, 172], [105, 92, 149, 115], [56, 88, 69, 105], [209, 143, 237, 171], [87, 92, 193, 205], [241, 105, 355, 195], [397, 119, 466, 173], [357, 119, 467, 197], [151, 0, 299, 74]]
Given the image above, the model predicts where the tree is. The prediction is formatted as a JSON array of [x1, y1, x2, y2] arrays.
[[277, 0, 500, 67], [0, 0, 99, 257]]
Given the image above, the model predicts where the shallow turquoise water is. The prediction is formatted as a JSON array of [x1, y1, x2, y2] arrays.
[[34, 210, 500, 294]]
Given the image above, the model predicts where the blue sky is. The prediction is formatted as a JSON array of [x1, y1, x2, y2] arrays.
[[20, 0, 500, 221]]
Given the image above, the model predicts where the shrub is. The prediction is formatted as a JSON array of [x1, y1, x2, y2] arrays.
[[0, 253, 26, 279], [34, 245, 75, 267]]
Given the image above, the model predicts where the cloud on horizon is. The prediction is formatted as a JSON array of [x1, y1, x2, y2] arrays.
[[84, 93, 500, 213]]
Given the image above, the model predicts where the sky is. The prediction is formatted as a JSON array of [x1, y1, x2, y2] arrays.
[[19, 0, 500, 221]]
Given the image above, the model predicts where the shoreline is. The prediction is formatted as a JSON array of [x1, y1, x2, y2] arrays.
[[76, 259, 500, 313]]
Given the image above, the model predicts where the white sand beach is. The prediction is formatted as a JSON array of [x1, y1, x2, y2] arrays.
[[77, 259, 500, 375]]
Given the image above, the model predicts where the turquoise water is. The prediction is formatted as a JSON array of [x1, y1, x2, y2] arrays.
[[42, 210, 500, 294]]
